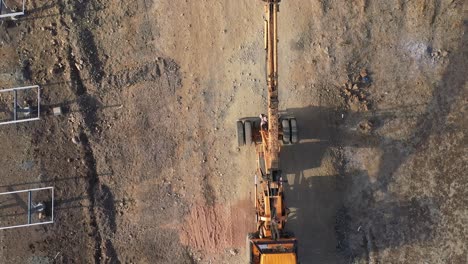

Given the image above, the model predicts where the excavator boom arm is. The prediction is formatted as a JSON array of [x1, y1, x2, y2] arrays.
[[264, 0, 281, 172]]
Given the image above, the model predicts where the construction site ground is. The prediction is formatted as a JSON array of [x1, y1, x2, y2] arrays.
[[0, 0, 466, 263]]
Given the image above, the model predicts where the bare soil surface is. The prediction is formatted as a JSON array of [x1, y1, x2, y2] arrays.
[[0, 0, 466, 263]]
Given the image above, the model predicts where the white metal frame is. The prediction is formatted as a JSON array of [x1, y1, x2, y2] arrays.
[[0, 187, 54, 230], [0, 85, 41, 125], [0, 0, 25, 18]]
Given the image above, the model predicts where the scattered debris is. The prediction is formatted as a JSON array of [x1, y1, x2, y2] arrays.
[[53, 106, 63, 116], [430, 49, 449, 60], [360, 68, 371, 84], [341, 69, 371, 112], [358, 120, 374, 133]]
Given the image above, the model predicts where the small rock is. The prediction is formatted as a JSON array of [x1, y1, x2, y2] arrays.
[[229, 249, 238, 256], [359, 120, 373, 132], [362, 76, 371, 84], [71, 136, 80, 144], [361, 103, 369, 112], [360, 68, 368, 78]]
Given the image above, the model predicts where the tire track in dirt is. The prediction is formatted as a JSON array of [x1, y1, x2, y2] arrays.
[[62, 1, 185, 261], [78, 27, 105, 84], [78, 131, 104, 264], [105, 58, 180, 92], [67, 0, 105, 84], [58, 0, 120, 262], [67, 47, 118, 263]]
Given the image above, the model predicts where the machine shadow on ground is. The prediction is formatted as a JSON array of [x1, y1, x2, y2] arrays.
[[279, 104, 442, 263], [278, 23, 465, 261]]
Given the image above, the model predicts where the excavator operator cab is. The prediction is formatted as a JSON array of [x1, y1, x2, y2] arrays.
[[247, 234, 298, 264]]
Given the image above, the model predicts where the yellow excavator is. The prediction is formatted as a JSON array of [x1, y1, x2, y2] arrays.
[[237, 1, 298, 263]]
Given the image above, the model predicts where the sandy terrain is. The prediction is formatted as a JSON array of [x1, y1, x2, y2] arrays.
[[0, 0, 466, 263]]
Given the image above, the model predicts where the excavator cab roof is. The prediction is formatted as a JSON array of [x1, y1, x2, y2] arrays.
[[249, 238, 298, 264], [260, 253, 296, 264]]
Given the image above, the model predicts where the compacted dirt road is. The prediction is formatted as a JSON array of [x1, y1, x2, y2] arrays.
[[0, 0, 466, 263]]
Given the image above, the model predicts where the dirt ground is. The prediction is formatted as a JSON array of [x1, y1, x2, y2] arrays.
[[0, 0, 466, 263]]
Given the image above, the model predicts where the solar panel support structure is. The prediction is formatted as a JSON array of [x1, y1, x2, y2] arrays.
[[0, 85, 41, 125], [0, 187, 54, 230]]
